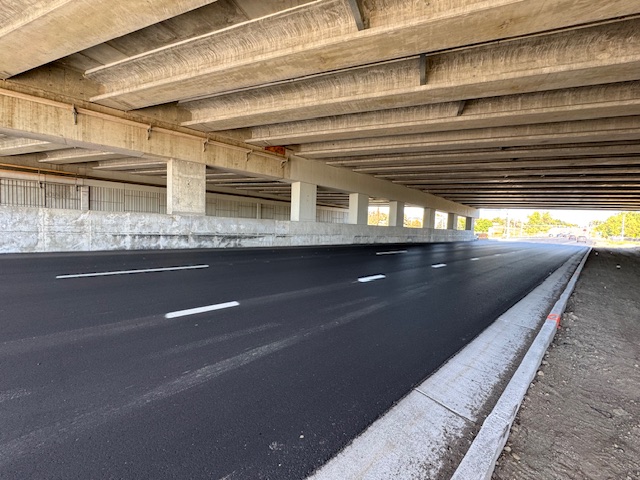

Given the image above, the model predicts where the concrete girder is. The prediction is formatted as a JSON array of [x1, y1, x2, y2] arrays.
[[0, 137, 67, 155], [386, 166, 640, 180], [247, 81, 640, 146], [297, 116, 640, 158], [326, 144, 640, 168], [405, 175, 640, 186], [353, 157, 640, 174], [35, 148, 127, 164], [92, 158, 167, 171], [0, 88, 475, 217], [185, 21, 640, 132], [0, 0, 218, 79], [84, 0, 640, 110]]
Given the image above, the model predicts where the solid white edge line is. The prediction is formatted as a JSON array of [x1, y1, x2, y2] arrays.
[[376, 250, 408, 256], [357, 274, 386, 283], [165, 301, 240, 319], [56, 264, 209, 279], [431, 263, 447, 268]]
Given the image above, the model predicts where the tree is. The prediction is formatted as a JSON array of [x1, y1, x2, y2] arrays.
[[368, 210, 388, 226], [474, 218, 493, 233], [523, 211, 577, 236], [594, 212, 640, 238]]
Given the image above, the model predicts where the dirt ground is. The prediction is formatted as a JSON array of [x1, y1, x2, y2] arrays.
[[493, 248, 640, 480]]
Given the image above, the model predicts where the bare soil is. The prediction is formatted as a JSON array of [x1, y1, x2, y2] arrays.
[[493, 248, 640, 480]]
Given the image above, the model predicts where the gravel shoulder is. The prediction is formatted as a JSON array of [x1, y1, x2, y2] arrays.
[[493, 248, 640, 480]]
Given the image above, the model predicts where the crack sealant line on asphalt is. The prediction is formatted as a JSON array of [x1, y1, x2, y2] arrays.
[[451, 247, 591, 480]]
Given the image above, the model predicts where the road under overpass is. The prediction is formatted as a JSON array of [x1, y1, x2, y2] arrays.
[[1, 0, 640, 253]]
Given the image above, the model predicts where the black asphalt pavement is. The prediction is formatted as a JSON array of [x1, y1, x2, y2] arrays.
[[0, 241, 584, 479]]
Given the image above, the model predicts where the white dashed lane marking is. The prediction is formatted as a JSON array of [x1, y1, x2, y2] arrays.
[[165, 301, 240, 319], [357, 274, 386, 283], [57, 264, 209, 279], [431, 264, 447, 269]]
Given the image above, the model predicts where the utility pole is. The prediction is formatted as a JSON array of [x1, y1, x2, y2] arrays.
[[621, 211, 626, 239]]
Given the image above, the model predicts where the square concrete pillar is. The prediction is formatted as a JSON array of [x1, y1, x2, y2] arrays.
[[167, 159, 206, 215], [447, 213, 459, 230], [389, 201, 405, 227], [291, 182, 317, 222], [465, 216, 475, 231], [348, 193, 368, 225], [423, 208, 435, 229], [79, 185, 90, 211]]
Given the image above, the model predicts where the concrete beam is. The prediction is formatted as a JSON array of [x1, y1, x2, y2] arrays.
[[0, 137, 67, 155], [389, 166, 640, 181], [0, 0, 218, 79], [354, 156, 640, 174], [327, 144, 640, 168], [35, 148, 126, 164], [185, 21, 640, 132], [248, 82, 640, 145], [84, 0, 640, 109], [0, 88, 476, 217], [298, 116, 640, 158]]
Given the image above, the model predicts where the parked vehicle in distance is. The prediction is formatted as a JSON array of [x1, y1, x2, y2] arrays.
[[577, 235, 588, 243], [569, 234, 577, 240]]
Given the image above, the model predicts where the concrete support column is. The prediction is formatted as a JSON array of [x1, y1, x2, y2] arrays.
[[256, 202, 262, 220], [465, 216, 475, 231], [389, 201, 405, 227], [348, 193, 369, 225], [447, 213, 459, 230], [291, 181, 317, 222], [423, 208, 435, 229], [79, 185, 90, 211], [167, 158, 206, 215]]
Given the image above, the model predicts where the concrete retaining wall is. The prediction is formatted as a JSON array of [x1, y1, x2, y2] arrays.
[[0, 206, 474, 253]]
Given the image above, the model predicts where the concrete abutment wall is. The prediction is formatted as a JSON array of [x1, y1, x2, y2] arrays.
[[0, 206, 474, 253]]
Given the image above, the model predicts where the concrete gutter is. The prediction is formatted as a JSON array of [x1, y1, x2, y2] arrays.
[[309, 247, 590, 479], [451, 247, 591, 480]]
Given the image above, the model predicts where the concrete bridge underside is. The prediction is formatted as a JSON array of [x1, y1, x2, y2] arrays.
[[1, 0, 640, 243]]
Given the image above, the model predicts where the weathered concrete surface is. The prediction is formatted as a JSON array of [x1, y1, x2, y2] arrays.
[[84, 0, 640, 109], [248, 81, 640, 145], [166, 159, 206, 215], [0, 206, 473, 254], [184, 21, 640, 132], [0, 89, 476, 218], [0, 0, 219, 79]]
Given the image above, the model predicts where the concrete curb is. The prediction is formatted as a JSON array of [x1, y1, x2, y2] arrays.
[[451, 247, 591, 480]]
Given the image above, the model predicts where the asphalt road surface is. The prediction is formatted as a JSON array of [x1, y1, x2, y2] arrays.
[[0, 241, 583, 479]]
